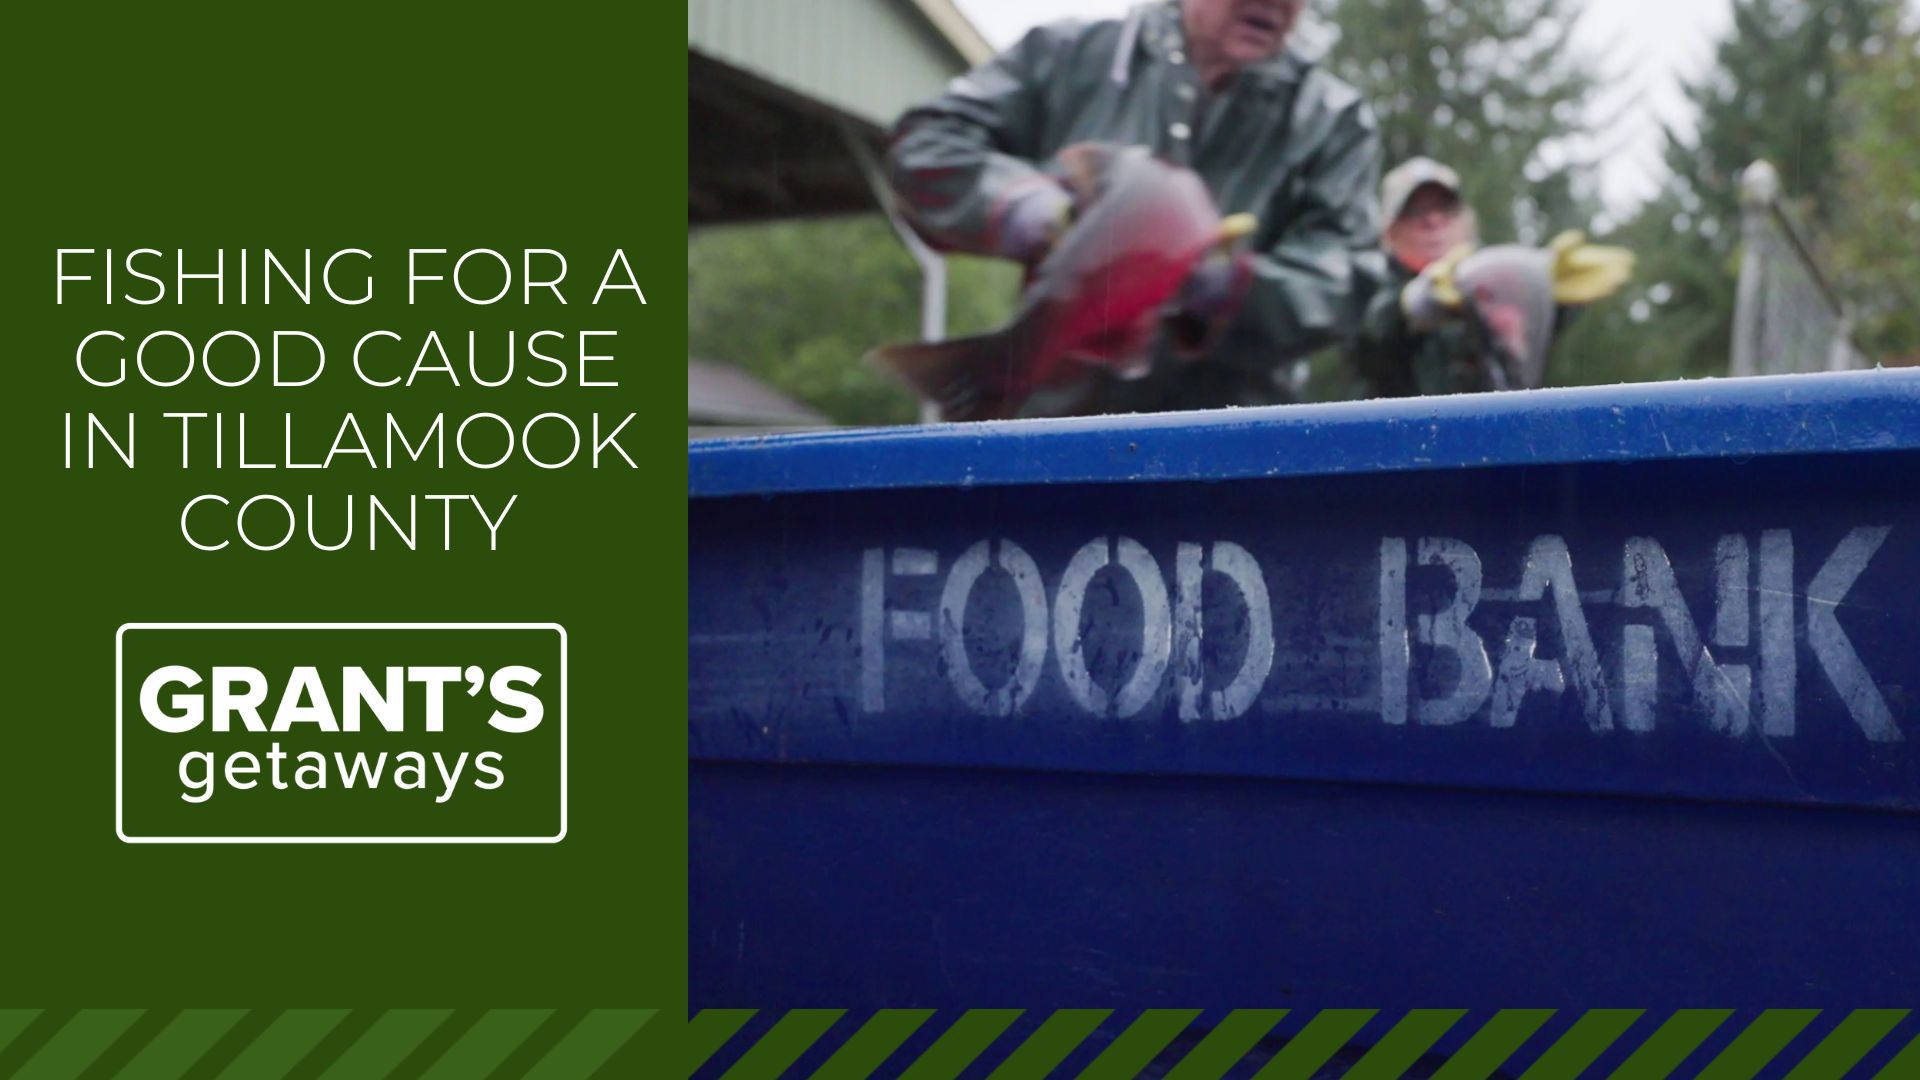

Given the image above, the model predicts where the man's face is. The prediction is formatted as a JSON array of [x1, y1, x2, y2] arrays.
[[1386, 183, 1470, 271], [1183, 0, 1303, 72]]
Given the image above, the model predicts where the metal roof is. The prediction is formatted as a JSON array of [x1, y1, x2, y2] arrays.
[[690, 0, 987, 128], [688, 359, 830, 429], [690, 0, 989, 224]]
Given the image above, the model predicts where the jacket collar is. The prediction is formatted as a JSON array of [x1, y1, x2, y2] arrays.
[[1132, 1, 1312, 88]]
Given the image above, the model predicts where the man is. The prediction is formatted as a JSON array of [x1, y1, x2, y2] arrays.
[[1349, 159, 1632, 395], [888, 0, 1383, 415], [1345, 156, 1494, 397]]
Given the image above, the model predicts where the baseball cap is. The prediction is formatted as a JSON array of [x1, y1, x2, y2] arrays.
[[1381, 157, 1462, 222]]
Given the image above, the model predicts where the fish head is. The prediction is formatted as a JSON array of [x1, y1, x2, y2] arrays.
[[1455, 244, 1558, 388], [1029, 145, 1236, 369]]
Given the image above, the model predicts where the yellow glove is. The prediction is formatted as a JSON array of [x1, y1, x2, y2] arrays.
[[1400, 242, 1475, 329], [1216, 213, 1258, 248], [1547, 230, 1635, 304]]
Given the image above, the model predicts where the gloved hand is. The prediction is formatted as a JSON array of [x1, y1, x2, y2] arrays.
[[1400, 242, 1475, 331], [1547, 230, 1635, 304], [1164, 213, 1259, 354], [994, 180, 1074, 264]]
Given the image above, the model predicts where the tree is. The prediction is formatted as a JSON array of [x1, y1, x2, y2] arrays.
[[1315, 0, 1605, 244], [1828, 22, 1920, 363], [688, 216, 1019, 426], [1603, 0, 1908, 380]]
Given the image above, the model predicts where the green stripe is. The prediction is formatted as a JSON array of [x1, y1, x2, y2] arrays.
[[987, 1010, 1110, 1079], [313, 1009, 454, 1080], [417, 1008, 554, 1080], [70, 1008, 174, 1080], [688, 1010, 758, 1075], [1251, 1009, 1377, 1080], [521, 1009, 655, 1080], [212, 1009, 349, 1080], [1785, 1011, 1910, 1080], [1347, 1010, 1467, 1080], [1164, 1010, 1288, 1080], [1432, 1010, 1556, 1080], [13, 1009, 145, 1080], [0, 1011, 47, 1057], [1695, 1010, 1821, 1080], [1521, 1010, 1645, 1080], [720, 1010, 845, 1080], [1607, 1010, 1734, 1080], [895, 1010, 1024, 1080], [119, 1010, 249, 1080], [1873, 1032, 1920, 1079], [1073, 1010, 1202, 1080], [806, 1010, 935, 1080]]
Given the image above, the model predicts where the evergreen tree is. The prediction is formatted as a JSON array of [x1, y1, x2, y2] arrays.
[[689, 216, 1020, 426], [1607, 0, 1907, 379], [1314, 0, 1604, 243], [1827, 21, 1920, 363]]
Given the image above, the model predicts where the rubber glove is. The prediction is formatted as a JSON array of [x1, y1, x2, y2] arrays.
[[1547, 230, 1635, 304], [1400, 242, 1475, 331], [1165, 214, 1259, 353], [994, 180, 1074, 264]]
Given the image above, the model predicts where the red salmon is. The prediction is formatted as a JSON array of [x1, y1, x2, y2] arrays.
[[871, 143, 1254, 421]]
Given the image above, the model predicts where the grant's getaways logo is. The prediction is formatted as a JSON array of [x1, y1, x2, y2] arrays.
[[116, 623, 566, 843]]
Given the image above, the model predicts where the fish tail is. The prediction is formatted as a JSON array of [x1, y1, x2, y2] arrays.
[[866, 332, 1020, 421]]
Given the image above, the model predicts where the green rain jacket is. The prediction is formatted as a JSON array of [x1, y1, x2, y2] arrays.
[[1348, 256, 1489, 397], [1348, 256, 1577, 397], [888, 0, 1384, 414]]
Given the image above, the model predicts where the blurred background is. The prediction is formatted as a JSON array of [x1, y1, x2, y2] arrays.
[[689, 0, 1920, 432]]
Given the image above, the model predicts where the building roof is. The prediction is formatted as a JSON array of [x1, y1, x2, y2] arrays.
[[688, 360, 831, 429], [689, 0, 990, 224]]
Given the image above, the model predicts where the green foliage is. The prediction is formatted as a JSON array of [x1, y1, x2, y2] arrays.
[[1828, 26, 1920, 363], [1601, 0, 1910, 378], [688, 215, 1020, 426], [1316, 0, 1603, 243]]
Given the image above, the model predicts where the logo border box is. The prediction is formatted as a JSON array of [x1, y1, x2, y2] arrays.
[[115, 622, 568, 844]]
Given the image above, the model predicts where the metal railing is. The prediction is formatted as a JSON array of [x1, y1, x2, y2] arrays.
[[1730, 160, 1866, 377]]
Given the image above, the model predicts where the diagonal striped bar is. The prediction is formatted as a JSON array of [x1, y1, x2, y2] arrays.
[[1252, 1009, 1378, 1080], [1164, 1009, 1288, 1080], [1074, 1010, 1203, 1080], [521, 1009, 655, 1080], [118, 1009, 249, 1080], [895, 1010, 1024, 1080], [1874, 1032, 1920, 1079], [416, 1008, 555, 1080], [1694, 1010, 1821, 1080], [986, 1009, 1111, 1079], [1520, 1009, 1644, 1080], [0, 1011, 47, 1057], [720, 1010, 845, 1080], [689, 1010, 759, 1076], [12, 1009, 145, 1080], [312, 1008, 455, 1080], [1785, 1011, 1910, 1080], [1347, 1010, 1468, 1080], [808, 1010, 936, 1080], [1606, 1009, 1733, 1080], [1432, 1009, 1556, 1080], [212, 1008, 350, 1080]]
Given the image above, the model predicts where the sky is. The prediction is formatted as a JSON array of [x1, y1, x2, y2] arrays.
[[953, 0, 1738, 214]]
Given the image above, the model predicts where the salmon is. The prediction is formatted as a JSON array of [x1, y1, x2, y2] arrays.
[[871, 144, 1255, 421]]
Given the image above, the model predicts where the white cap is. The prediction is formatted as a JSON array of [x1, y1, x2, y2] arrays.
[[1381, 156, 1462, 222]]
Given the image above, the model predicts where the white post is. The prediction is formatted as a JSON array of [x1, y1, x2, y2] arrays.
[[1730, 160, 1779, 378], [839, 120, 948, 423]]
